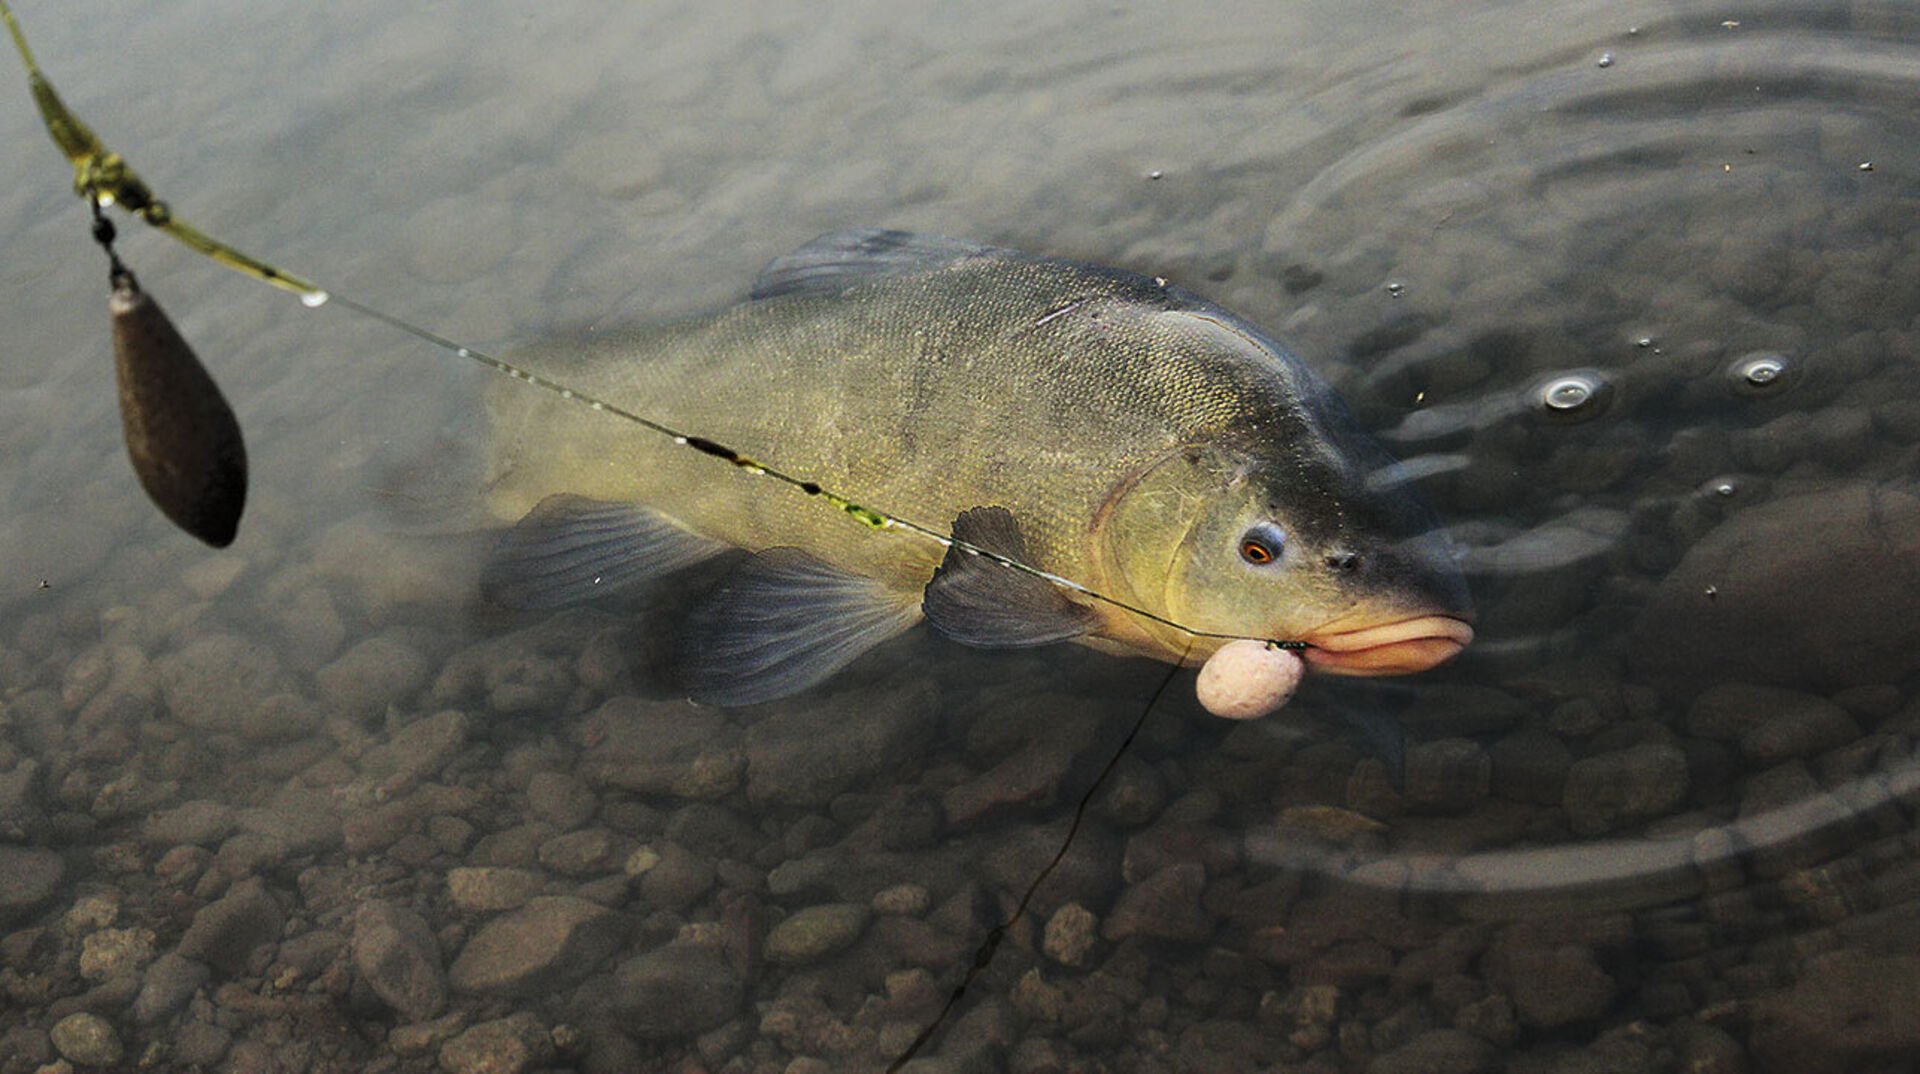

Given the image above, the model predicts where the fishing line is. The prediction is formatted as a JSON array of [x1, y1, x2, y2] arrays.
[[1, 12, 1299, 1071], [1, 0, 1310, 651], [328, 291, 1308, 651], [0, 0, 1306, 653], [884, 641, 1191, 1073]]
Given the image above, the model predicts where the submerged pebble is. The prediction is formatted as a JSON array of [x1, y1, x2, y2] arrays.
[[447, 866, 544, 913], [50, 1011, 123, 1067], [352, 901, 448, 1022], [1042, 902, 1101, 967], [1636, 484, 1920, 687], [765, 902, 871, 964], [608, 941, 745, 1040], [175, 880, 284, 977], [0, 846, 65, 926], [446, 897, 620, 997], [437, 1012, 553, 1074]]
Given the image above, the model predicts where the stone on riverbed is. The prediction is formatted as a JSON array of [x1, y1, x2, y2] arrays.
[[0, 845, 64, 926], [447, 896, 621, 996], [606, 941, 745, 1040], [1634, 483, 1920, 689], [765, 902, 871, 964], [1749, 951, 1920, 1074], [351, 900, 447, 1021], [176, 880, 284, 976]]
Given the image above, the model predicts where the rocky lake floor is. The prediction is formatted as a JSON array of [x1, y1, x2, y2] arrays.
[[4, 490, 1920, 1074], [4, 4, 1920, 1072]]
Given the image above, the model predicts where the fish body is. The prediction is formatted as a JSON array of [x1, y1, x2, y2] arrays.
[[484, 230, 1471, 702]]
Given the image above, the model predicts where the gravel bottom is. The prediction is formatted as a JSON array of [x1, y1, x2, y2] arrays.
[[3, 4, 1919, 1074], [2, 494, 1920, 1074]]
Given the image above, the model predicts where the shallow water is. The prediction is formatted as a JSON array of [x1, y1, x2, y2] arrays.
[[2, 1, 1919, 1072]]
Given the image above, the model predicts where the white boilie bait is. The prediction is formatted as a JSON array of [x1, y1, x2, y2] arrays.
[[1195, 638, 1305, 719]]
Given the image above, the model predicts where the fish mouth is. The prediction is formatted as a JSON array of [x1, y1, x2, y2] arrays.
[[1302, 614, 1475, 676]]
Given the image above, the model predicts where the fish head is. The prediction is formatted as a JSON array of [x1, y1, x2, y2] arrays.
[[1095, 365, 1473, 676]]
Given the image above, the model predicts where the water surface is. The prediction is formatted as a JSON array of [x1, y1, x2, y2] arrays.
[[1, 2, 1918, 1072]]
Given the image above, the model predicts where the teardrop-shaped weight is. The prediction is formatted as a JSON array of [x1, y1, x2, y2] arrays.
[[110, 278, 247, 547]]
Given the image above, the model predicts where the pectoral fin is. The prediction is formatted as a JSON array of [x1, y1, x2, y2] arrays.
[[679, 549, 922, 706], [922, 506, 1098, 648], [481, 494, 725, 608]]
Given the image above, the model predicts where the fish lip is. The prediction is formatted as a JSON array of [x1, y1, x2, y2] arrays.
[[1301, 614, 1475, 675]]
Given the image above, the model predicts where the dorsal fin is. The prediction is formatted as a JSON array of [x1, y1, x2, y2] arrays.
[[750, 229, 1004, 299]]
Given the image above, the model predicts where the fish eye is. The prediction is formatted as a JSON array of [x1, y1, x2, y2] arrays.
[[1238, 522, 1286, 566]]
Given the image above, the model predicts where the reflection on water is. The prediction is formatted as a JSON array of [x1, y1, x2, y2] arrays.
[[2, 1, 1919, 1072]]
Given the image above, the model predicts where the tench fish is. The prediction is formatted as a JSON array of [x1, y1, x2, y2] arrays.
[[482, 229, 1472, 704]]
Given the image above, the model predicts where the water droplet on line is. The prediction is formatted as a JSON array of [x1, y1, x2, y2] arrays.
[[300, 290, 330, 308]]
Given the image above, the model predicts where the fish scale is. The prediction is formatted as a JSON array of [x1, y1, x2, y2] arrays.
[[490, 254, 1315, 592]]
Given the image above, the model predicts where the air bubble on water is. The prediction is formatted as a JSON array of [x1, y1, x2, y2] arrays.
[[1635, 336, 1654, 349], [300, 290, 330, 308], [1700, 476, 1740, 501], [1544, 379, 1591, 410], [1597, 52, 1615, 68], [1534, 370, 1614, 423], [1386, 281, 1405, 297], [1728, 352, 1795, 395]]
